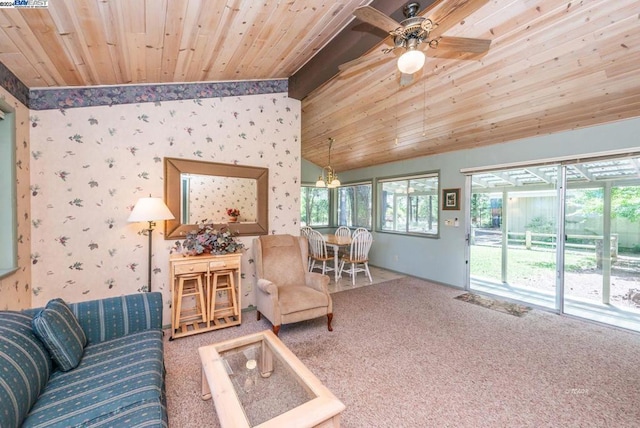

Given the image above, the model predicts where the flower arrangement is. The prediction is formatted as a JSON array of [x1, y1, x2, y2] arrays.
[[172, 222, 244, 256], [226, 208, 240, 217]]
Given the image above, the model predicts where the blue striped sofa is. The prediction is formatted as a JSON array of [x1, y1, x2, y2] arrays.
[[0, 292, 167, 428]]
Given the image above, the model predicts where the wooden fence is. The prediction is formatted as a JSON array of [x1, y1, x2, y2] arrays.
[[471, 229, 618, 267]]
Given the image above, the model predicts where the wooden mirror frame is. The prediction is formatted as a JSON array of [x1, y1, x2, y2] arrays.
[[164, 157, 269, 239]]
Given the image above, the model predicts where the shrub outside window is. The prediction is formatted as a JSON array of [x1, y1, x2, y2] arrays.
[[337, 183, 372, 229], [301, 186, 330, 227], [379, 174, 439, 235]]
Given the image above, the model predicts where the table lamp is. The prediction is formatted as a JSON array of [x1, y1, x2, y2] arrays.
[[128, 196, 175, 292]]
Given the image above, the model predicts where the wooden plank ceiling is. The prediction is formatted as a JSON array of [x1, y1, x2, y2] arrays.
[[0, 0, 369, 86], [1, 0, 639, 173]]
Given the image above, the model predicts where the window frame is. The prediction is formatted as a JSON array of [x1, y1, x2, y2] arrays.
[[0, 103, 18, 279], [376, 171, 440, 238]]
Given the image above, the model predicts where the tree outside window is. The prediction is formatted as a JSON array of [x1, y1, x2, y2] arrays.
[[337, 183, 372, 228], [300, 186, 329, 227]]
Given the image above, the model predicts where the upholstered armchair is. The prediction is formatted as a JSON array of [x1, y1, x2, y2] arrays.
[[253, 234, 333, 335]]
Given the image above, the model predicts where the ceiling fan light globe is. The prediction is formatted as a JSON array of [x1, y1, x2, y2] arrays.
[[397, 49, 425, 74]]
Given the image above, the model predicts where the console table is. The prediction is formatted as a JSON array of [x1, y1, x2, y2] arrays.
[[169, 252, 242, 339]]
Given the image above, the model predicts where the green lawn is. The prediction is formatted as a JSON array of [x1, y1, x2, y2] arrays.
[[470, 245, 596, 283]]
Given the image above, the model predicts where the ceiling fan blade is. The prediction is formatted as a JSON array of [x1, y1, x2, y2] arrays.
[[353, 5, 401, 33], [434, 36, 491, 53], [428, 0, 490, 40]]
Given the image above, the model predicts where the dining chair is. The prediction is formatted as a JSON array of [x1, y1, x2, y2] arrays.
[[300, 226, 313, 270], [333, 226, 351, 258], [335, 226, 351, 237], [353, 227, 368, 236], [308, 229, 336, 277], [339, 230, 373, 286]]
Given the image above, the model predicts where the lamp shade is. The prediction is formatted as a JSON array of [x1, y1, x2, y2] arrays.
[[397, 48, 426, 74], [128, 197, 175, 222]]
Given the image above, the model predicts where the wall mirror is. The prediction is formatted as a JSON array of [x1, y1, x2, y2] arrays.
[[164, 157, 269, 239]]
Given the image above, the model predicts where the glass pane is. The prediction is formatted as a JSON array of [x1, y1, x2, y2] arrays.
[[355, 184, 372, 229], [407, 177, 438, 234], [470, 191, 504, 285], [337, 186, 354, 226], [300, 186, 329, 227], [564, 160, 640, 329], [380, 181, 407, 232], [470, 167, 558, 310], [380, 177, 437, 234], [338, 183, 372, 228]]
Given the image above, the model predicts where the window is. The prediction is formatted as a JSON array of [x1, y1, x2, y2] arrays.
[[0, 105, 17, 277], [300, 185, 330, 227], [378, 173, 439, 235], [337, 182, 372, 228]]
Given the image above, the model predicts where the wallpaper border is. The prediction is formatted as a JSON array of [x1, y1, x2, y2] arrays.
[[28, 79, 288, 110], [0, 62, 29, 107]]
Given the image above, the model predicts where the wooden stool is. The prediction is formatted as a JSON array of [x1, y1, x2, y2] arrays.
[[209, 270, 238, 322], [173, 272, 207, 332]]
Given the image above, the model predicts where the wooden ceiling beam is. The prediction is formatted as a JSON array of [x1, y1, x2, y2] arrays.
[[288, 0, 440, 100]]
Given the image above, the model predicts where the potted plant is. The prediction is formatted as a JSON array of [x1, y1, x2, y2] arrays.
[[226, 208, 240, 222], [172, 222, 244, 256]]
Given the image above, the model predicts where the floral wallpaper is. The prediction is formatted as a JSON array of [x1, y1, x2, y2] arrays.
[[0, 85, 31, 311], [186, 175, 257, 224], [29, 91, 301, 324]]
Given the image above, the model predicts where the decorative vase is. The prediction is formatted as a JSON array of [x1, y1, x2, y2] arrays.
[[228, 216, 238, 223]]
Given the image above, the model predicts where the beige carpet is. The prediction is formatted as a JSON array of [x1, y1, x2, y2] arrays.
[[164, 277, 640, 427]]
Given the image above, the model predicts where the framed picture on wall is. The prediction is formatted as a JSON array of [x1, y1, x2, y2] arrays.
[[442, 188, 460, 211]]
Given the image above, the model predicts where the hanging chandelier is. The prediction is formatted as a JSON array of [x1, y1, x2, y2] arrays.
[[315, 137, 341, 188]]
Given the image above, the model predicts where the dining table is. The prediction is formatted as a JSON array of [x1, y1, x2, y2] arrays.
[[322, 234, 351, 282]]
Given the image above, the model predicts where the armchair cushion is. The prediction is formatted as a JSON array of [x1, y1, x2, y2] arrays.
[[259, 235, 306, 287], [278, 285, 330, 315], [32, 298, 87, 372]]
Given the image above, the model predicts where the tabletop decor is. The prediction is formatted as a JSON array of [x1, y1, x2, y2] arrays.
[[172, 222, 244, 256], [226, 208, 240, 222]]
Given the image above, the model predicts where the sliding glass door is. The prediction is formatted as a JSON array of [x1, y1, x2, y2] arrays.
[[563, 161, 640, 329], [467, 155, 640, 331], [469, 167, 559, 309]]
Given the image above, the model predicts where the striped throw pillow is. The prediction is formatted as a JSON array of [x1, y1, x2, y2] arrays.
[[32, 298, 87, 371]]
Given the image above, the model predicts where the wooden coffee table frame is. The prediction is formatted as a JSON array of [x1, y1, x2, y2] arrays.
[[199, 330, 345, 428]]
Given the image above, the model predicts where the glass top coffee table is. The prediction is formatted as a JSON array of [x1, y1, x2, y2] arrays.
[[199, 330, 345, 427]]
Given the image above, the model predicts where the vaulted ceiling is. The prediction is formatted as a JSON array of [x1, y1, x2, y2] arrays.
[[1, 0, 639, 172]]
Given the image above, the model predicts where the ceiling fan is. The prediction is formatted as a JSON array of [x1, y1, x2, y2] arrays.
[[340, 0, 491, 84]]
